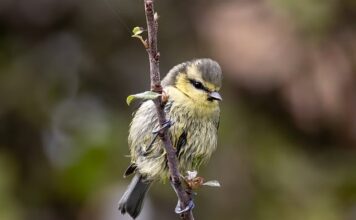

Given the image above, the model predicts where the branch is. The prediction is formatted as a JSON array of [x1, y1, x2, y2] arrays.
[[143, 0, 194, 219]]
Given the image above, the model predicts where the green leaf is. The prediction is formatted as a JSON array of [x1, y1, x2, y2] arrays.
[[126, 91, 161, 106], [132, 26, 144, 36]]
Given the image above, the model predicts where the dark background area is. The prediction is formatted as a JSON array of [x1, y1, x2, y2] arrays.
[[0, 0, 356, 219]]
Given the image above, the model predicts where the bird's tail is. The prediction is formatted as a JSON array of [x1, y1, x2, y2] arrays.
[[118, 174, 151, 219]]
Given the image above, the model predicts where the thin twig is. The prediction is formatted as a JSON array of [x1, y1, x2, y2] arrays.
[[143, 0, 194, 219]]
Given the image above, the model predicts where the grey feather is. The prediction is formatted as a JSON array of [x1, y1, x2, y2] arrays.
[[162, 58, 222, 87], [161, 62, 189, 86], [118, 174, 151, 219], [196, 59, 222, 87]]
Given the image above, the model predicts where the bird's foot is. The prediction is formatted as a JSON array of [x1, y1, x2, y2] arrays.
[[152, 120, 174, 134], [174, 199, 195, 214]]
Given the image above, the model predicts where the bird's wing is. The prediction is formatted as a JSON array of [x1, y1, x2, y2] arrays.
[[164, 100, 188, 157], [175, 130, 187, 157]]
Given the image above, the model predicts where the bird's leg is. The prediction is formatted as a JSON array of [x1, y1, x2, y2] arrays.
[[173, 171, 212, 213], [174, 197, 195, 214], [170, 178, 195, 214], [146, 120, 174, 156], [143, 132, 159, 156], [152, 119, 174, 134]]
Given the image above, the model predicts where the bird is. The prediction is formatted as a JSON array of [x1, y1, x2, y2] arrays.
[[118, 58, 222, 219]]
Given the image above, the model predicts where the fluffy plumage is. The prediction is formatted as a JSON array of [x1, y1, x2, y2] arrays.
[[118, 58, 222, 219]]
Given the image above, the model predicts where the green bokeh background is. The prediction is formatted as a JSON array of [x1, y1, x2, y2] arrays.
[[0, 0, 356, 220]]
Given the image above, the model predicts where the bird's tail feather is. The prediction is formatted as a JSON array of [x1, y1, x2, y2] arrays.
[[118, 174, 151, 219]]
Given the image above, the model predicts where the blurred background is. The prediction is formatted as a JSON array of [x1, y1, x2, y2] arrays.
[[0, 0, 356, 219]]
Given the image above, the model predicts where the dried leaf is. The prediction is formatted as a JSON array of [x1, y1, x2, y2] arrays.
[[188, 177, 204, 190], [126, 91, 161, 106]]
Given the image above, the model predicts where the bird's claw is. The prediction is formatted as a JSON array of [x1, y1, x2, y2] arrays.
[[152, 120, 174, 134], [174, 199, 195, 214]]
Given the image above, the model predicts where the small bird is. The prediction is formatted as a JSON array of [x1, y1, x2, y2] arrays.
[[118, 58, 222, 219]]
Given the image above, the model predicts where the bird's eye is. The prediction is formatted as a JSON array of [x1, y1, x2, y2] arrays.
[[190, 80, 204, 90]]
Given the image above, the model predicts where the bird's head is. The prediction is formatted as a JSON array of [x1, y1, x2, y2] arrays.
[[162, 59, 222, 107]]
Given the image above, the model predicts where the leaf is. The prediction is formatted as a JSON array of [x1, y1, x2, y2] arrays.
[[132, 34, 143, 40], [126, 91, 161, 106], [132, 26, 144, 36], [203, 180, 221, 187], [154, 12, 159, 21]]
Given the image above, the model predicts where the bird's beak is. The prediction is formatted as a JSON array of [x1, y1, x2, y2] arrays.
[[209, 91, 222, 101]]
